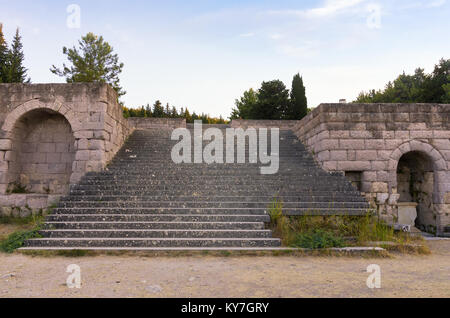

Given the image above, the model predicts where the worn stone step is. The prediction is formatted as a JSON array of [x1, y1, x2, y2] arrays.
[[60, 195, 367, 202], [38, 229, 273, 239], [77, 177, 344, 185], [51, 207, 368, 215], [56, 201, 367, 209], [43, 221, 266, 230], [24, 238, 281, 248], [46, 214, 271, 222], [68, 190, 363, 197]]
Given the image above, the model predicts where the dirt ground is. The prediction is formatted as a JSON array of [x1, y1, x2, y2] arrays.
[[0, 240, 449, 298]]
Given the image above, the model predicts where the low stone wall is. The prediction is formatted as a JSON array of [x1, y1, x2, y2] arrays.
[[293, 103, 450, 234], [231, 120, 298, 129], [128, 117, 186, 129]]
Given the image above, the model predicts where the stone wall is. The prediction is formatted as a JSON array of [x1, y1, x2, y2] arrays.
[[0, 83, 132, 215], [231, 120, 298, 129], [128, 117, 186, 129], [293, 103, 450, 234]]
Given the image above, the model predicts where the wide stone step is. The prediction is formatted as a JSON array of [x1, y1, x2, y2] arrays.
[[46, 214, 271, 222], [24, 238, 281, 248], [43, 221, 266, 230], [68, 190, 362, 196], [70, 184, 356, 191], [60, 195, 367, 203], [38, 229, 273, 238], [51, 207, 369, 216], [77, 177, 345, 185], [56, 201, 368, 209]]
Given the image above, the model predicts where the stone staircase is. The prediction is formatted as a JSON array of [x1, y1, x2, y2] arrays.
[[22, 126, 369, 250]]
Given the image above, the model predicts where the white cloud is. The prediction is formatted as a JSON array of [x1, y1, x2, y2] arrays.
[[427, 0, 446, 7], [278, 41, 321, 58], [239, 32, 255, 37], [266, 0, 367, 19], [269, 33, 283, 40]]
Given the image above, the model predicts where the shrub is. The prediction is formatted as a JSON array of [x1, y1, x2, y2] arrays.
[[292, 229, 344, 249], [0, 228, 42, 253]]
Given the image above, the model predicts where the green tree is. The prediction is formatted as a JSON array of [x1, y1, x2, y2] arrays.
[[50, 32, 125, 97], [230, 88, 258, 119], [0, 27, 30, 83], [152, 100, 164, 117], [289, 73, 308, 119], [255, 80, 290, 119], [0, 24, 8, 83], [355, 58, 449, 103]]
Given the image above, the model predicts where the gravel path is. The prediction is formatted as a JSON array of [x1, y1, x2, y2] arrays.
[[0, 241, 449, 298]]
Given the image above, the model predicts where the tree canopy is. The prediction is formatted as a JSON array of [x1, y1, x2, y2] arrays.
[[355, 58, 449, 103], [51, 32, 125, 98], [230, 74, 309, 120], [0, 25, 30, 83]]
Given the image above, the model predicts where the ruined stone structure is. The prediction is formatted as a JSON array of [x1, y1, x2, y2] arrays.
[[0, 83, 448, 238], [293, 103, 450, 235], [0, 83, 130, 215]]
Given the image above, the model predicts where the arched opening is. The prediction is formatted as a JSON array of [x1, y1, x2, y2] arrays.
[[397, 151, 435, 233], [6, 109, 75, 194]]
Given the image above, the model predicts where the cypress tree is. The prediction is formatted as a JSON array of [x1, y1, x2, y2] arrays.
[[5, 28, 30, 83], [289, 73, 307, 119], [0, 24, 9, 83]]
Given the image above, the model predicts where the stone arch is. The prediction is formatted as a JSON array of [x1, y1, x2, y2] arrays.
[[0, 100, 80, 194], [388, 140, 448, 200], [388, 140, 449, 233]]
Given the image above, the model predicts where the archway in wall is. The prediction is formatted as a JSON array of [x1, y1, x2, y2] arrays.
[[6, 109, 75, 194], [396, 151, 435, 233]]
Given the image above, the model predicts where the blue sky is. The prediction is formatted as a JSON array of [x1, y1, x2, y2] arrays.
[[1, 0, 449, 117]]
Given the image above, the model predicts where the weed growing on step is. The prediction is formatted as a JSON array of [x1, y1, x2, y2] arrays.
[[268, 202, 422, 249], [292, 229, 344, 249], [0, 210, 51, 253]]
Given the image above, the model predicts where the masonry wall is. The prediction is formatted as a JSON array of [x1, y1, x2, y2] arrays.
[[293, 103, 450, 234], [231, 120, 298, 129], [0, 83, 132, 215], [128, 117, 186, 129]]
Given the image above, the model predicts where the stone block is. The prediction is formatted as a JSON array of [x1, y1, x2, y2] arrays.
[[388, 194, 400, 205], [0, 139, 12, 150], [329, 150, 347, 161], [365, 139, 385, 150], [75, 150, 90, 161], [337, 161, 371, 171], [376, 193, 389, 204], [371, 182, 388, 193], [355, 150, 377, 161], [339, 139, 365, 150]]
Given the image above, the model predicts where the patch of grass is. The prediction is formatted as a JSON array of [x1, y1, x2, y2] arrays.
[[0, 212, 48, 253], [267, 200, 420, 250], [355, 213, 395, 244], [292, 229, 344, 249]]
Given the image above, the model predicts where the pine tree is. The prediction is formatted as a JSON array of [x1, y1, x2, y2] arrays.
[[152, 100, 164, 117], [289, 73, 307, 119], [51, 32, 125, 97], [255, 80, 290, 119], [0, 24, 7, 83], [1, 27, 30, 83]]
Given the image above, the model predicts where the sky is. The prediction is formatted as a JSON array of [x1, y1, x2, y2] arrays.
[[1, 0, 449, 118]]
